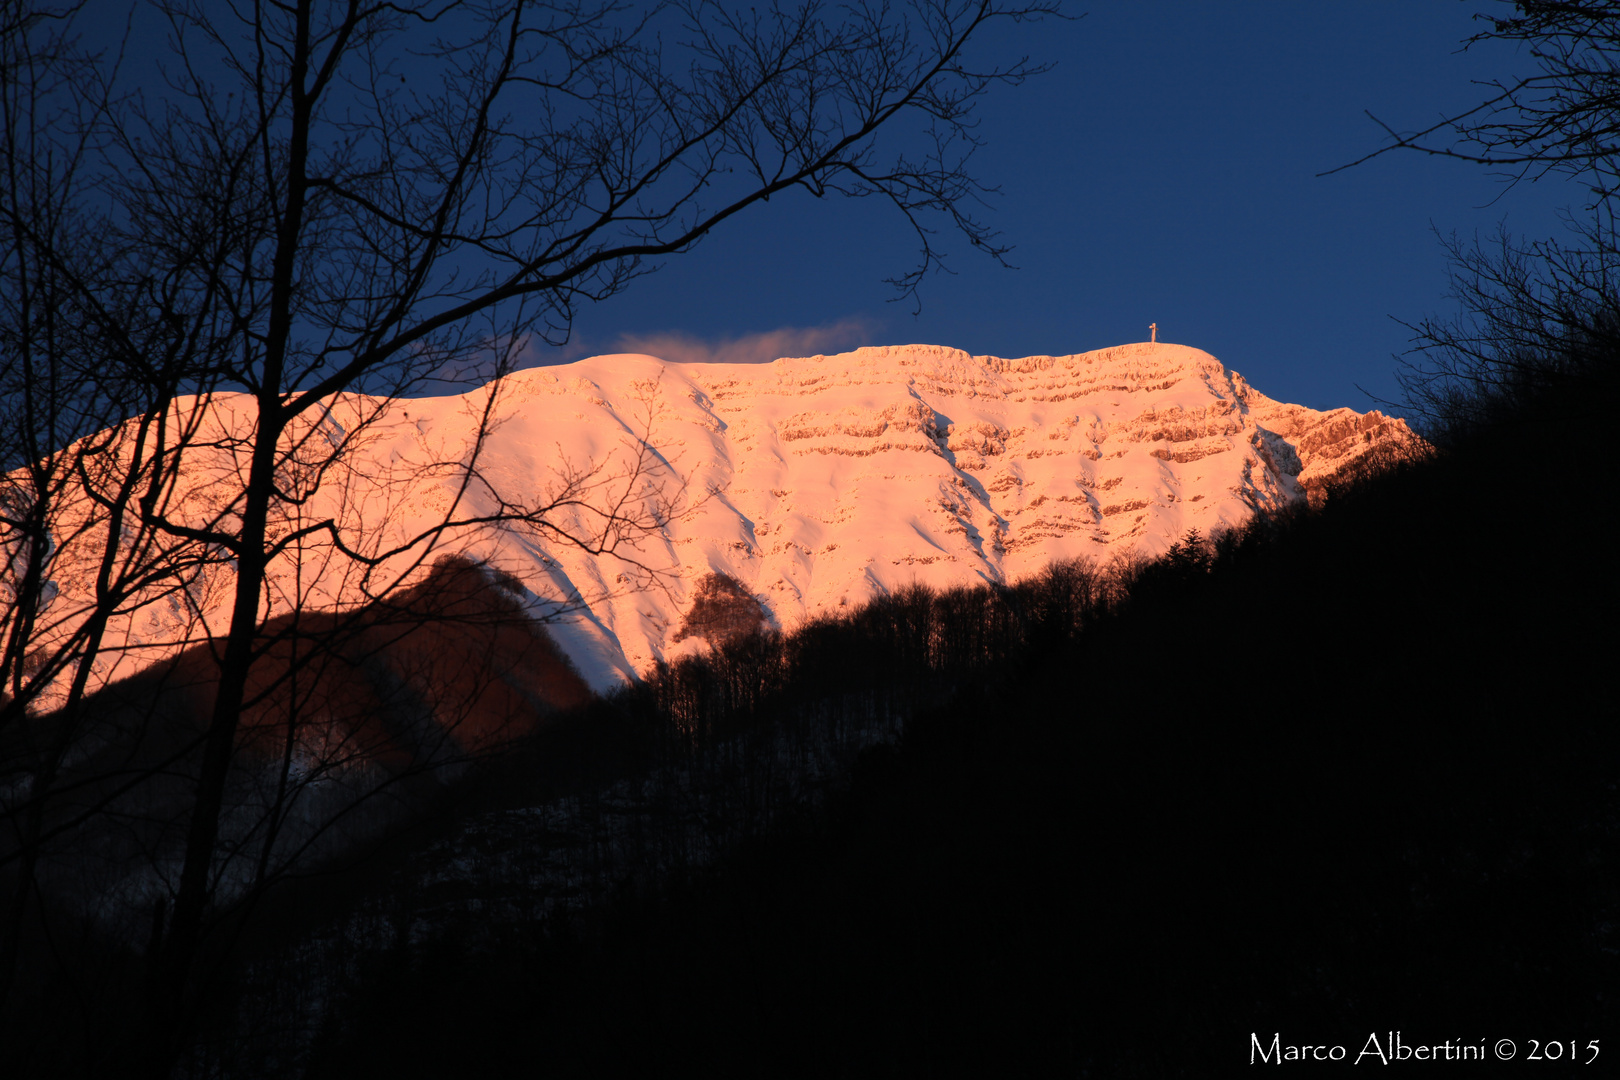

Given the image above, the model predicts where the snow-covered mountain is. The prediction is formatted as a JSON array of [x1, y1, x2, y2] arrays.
[[35, 341, 1424, 695], [475, 340, 1419, 686]]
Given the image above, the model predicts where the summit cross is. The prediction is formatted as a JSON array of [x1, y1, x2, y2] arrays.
[[1150, 322, 1157, 344]]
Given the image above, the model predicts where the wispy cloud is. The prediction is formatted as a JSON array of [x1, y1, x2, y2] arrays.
[[611, 317, 878, 365]]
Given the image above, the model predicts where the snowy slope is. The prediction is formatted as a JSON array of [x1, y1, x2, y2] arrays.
[[31, 341, 1423, 694]]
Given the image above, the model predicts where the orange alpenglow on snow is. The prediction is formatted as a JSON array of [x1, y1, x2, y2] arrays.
[[21, 341, 1424, 696]]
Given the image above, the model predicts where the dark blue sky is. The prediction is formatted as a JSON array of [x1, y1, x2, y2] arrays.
[[554, 2, 1582, 415]]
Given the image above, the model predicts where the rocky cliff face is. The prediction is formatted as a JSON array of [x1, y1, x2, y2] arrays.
[[378, 341, 1423, 686], [25, 341, 1425, 694]]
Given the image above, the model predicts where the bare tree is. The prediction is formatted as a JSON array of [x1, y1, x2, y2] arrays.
[[1335, 1, 1620, 197], [0, 0, 1058, 1073], [0, 1, 258, 1030], [1329, 1, 1620, 435], [1394, 222, 1620, 436]]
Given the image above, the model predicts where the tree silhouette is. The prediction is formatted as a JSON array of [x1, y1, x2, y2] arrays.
[[1338, 1, 1620, 197], [1336, 1, 1620, 433], [673, 572, 769, 648], [0, 0, 1060, 1072]]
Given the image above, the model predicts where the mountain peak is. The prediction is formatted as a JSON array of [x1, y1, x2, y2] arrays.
[[462, 341, 1421, 686], [37, 341, 1424, 695]]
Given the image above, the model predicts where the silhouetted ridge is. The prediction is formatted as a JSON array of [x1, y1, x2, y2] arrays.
[[290, 364, 1615, 1079], [8, 366, 1606, 1078]]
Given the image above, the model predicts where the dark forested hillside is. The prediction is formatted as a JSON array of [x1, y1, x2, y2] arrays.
[[12, 367, 1610, 1078], [284, 364, 1619, 1078]]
